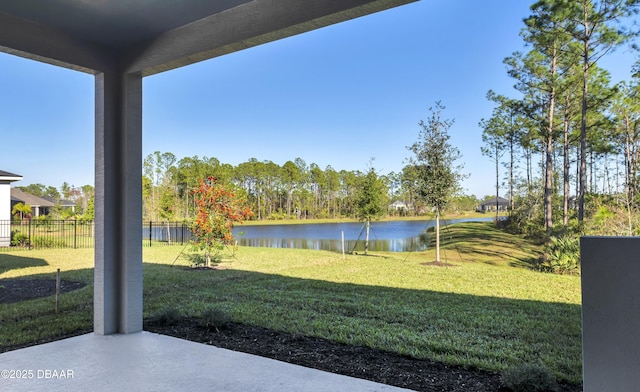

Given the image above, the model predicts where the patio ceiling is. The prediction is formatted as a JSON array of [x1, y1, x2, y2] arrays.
[[0, 0, 417, 336], [0, 0, 417, 75]]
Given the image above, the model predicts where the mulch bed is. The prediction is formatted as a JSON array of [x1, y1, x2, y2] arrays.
[[145, 319, 581, 392], [0, 278, 86, 304], [1, 279, 582, 391]]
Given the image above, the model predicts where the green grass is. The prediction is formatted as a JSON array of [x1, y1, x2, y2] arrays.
[[0, 222, 582, 384]]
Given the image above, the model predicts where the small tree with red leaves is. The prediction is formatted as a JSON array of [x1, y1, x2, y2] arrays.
[[190, 176, 253, 267]]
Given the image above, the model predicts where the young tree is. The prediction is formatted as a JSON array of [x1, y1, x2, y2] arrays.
[[407, 102, 465, 263], [354, 163, 388, 255], [190, 176, 253, 267]]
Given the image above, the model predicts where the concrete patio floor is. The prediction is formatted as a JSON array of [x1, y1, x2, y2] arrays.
[[0, 332, 410, 392]]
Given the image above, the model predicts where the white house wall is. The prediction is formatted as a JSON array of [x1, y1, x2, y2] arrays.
[[0, 182, 11, 246]]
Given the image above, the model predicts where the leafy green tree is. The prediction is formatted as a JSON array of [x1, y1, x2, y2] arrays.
[[17, 184, 60, 199], [83, 195, 95, 221], [143, 151, 177, 221], [282, 160, 301, 217], [407, 102, 465, 263], [324, 165, 340, 218], [338, 169, 359, 218], [12, 202, 32, 219], [355, 164, 388, 255]]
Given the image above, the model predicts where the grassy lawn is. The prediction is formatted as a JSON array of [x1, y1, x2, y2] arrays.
[[0, 222, 582, 384]]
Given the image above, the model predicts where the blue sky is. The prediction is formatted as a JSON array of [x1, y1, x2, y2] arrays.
[[1, 0, 637, 198]]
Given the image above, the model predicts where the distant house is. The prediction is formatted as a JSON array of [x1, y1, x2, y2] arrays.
[[478, 196, 509, 212], [389, 200, 412, 214], [42, 195, 76, 213], [1, 170, 23, 246], [10, 188, 56, 217]]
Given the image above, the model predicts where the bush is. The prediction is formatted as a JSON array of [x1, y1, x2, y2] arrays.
[[542, 234, 580, 275], [502, 364, 558, 392], [10, 231, 29, 247], [499, 187, 545, 240], [150, 307, 182, 326], [198, 306, 230, 330]]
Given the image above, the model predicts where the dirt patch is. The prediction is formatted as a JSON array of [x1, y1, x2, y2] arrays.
[[0, 278, 86, 304]]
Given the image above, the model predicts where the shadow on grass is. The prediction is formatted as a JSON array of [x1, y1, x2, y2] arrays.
[[436, 222, 541, 269], [142, 262, 582, 384], [0, 257, 579, 384], [0, 253, 49, 274]]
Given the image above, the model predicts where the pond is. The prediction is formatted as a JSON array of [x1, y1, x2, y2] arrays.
[[232, 218, 493, 253]]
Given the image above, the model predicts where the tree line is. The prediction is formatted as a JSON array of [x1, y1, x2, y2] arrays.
[[481, 0, 640, 240], [141, 151, 477, 222]]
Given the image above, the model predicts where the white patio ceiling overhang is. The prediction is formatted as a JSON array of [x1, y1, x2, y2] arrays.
[[0, 0, 417, 335]]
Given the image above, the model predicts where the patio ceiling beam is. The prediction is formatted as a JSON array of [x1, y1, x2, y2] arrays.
[[125, 0, 416, 76], [0, 13, 115, 74]]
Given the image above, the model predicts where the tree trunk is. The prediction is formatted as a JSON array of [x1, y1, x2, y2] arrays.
[[563, 99, 570, 227], [544, 54, 556, 235], [435, 209, 441, 263], [509, 134, 515, 212], [495, 144, 500, 225], [578, 15, 590, 223]]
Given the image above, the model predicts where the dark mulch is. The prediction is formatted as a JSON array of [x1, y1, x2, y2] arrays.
[[1, 279, 582, 391], [145, 318, 582, 392], [0, 278, 86, 304]]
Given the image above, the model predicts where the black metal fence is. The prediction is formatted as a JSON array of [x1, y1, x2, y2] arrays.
[[0, 220, 192, 251], [143, 221, 192, 247]]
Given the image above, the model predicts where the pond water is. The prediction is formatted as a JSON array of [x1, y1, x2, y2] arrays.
[[232, 218, 493, 253]]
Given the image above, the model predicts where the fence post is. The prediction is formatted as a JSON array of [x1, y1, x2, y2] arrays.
[[74, 220, 78, 249], [149, 221, 152, 247], [28, 219, 32, 250]]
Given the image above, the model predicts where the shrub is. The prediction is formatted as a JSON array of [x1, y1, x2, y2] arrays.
[[502, 364, 558, 392], [198, 306, 230, 331], [542, 234, 580, 275], [150, 307, 182, 326], [10, 231, 29, 247]]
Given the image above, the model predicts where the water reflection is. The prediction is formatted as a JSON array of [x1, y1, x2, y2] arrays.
[[234, 218, 491, 253]]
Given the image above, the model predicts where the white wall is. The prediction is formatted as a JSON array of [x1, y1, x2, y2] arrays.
[[0, 182, 11, 246]]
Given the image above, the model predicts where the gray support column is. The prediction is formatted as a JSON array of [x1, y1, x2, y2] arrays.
[[581, 237, 640, 392], [94, 69, 143, 335]]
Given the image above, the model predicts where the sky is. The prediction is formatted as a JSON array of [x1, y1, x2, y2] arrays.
[[1, 0, 638, 198]]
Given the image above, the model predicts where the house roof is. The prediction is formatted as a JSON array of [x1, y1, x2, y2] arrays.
[[0, 170, 23, 182], [42, 195, 76, 208], [480, 196, 509, 206], [10, 188, 56, 208]]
